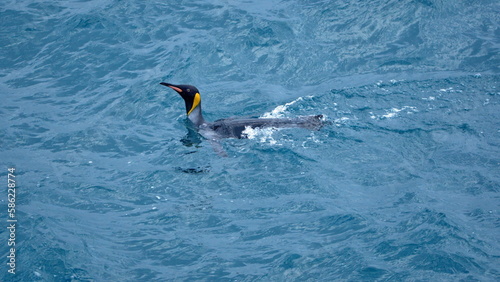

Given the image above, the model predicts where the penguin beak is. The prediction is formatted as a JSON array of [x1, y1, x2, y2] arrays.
[[160, 82, 183, 93]]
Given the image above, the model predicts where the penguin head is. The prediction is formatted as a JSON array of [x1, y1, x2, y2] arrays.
[[160, 82, 201, 116]]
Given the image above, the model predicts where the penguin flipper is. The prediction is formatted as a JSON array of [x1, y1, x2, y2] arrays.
[[209, 139, 228, 157]]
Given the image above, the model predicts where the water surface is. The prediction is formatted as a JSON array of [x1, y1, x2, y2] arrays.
[[1, 0, 499, 281]]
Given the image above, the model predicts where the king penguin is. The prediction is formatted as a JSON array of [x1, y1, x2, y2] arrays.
[[160, 82, 324, 140]]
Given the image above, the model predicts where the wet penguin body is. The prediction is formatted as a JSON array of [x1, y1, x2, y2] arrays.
[[160, 82, 324, 140]]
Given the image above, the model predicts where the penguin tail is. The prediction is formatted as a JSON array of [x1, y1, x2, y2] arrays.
[[298, 114, 325, 130]]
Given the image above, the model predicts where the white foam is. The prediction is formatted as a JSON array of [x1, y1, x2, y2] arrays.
[[261, 95, 313, 118], [382, 106, 417, 119], [334, 116, 350, 125], [382, 111, 398, 119], [242, 126, 280, 145], [244, 95, 324, 145], [302, 133, 322, 148], [370, 106, 417, 120], [376, 79, 404, 86]]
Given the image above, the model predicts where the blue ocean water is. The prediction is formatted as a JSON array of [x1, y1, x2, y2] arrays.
[[1, 0, 499, 281]]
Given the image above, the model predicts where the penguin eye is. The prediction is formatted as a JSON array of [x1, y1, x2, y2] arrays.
[[186, 89, 191, 93]]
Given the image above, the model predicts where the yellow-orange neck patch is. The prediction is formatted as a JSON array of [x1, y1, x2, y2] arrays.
[[187, 93, 201, 115]]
